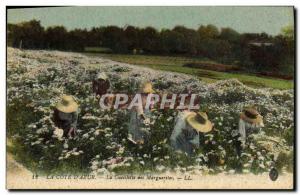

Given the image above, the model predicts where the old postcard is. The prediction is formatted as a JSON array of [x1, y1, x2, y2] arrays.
[[6, 6, 295, 190]]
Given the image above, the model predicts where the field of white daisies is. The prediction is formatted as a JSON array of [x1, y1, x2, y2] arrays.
[[7, 47, 294, 176]]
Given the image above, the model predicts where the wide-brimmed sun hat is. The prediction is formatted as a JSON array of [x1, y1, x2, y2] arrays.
[[186, 112, 213, 133], [240, 107, 263, 125], [141, 82, 155, 94], [56, 95, 78, 113], [96, 72, 108, 81]]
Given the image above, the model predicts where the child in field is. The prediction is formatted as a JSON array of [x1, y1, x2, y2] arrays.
[[53, 95, 79, 138], [238, 106, 264, 145], [233, 106, 264, 170], [92, 72, 110, 98]]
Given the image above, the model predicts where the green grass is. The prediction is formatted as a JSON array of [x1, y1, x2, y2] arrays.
[[84, 47, 113, 53], [84, 53, 293, 90]]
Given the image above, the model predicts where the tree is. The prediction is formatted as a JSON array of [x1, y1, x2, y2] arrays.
[[102, 26, 127, 53], [66, 28, 88, 51], [138, 27, 160, 54], [219, 27, 240, 42], [198, 24, 219, 39], [172, 26, 199, 55], [124, 26, 140, 51], [87, 27, 105, 47], [8, 20, 45, 49], [160, 29, 184, 54], [7, 23, 19, 47], [281, 25, 294, 39], [45, 26, 68, 50]]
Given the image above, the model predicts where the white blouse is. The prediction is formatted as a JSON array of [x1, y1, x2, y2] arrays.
[[238, 119, 264, 143]]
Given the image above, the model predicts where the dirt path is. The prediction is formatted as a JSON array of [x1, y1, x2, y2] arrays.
[[6, 154, 293, 190], [6, 139, 32, 189], [7, 153, 32, 178]]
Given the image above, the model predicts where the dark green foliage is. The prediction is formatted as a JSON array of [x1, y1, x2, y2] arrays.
[[7, 21, 294, 77]]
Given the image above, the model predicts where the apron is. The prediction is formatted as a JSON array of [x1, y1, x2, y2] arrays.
[[170, 112, 200, 155], [128, 107, 151, 144], [54, 109, 78, 136], [238, 119, 262, 143]]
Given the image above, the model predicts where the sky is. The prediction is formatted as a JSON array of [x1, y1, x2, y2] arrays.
[[7, 6, 294, 35]]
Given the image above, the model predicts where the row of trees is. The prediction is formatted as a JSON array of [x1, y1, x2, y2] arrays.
[[7, 20, 294, 75]]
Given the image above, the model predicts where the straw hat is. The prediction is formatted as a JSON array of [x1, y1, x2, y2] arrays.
[[186, 112, 213, 133], [96, 72, 108, 81], [240, 107, 263, 125], [141, 82, 155, 94], [56, 95, 78, 113]]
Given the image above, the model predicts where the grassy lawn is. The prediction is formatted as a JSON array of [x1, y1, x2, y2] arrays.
[[84, 47, 113, 53], [83, 53, 294, 90]]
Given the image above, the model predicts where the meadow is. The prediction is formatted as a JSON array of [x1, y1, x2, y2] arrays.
[[84, 52, 293, 90], [7, 48, 294, 176]]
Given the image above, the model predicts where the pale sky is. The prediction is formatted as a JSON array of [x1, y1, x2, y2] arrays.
[[7, 6, 294, 35]]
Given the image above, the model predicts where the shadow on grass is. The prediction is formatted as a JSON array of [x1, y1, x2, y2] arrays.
[[196, 70, 219, 80], [242, 80, 267, 88]]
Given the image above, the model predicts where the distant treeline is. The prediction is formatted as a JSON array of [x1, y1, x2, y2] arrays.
[[7, 20, 294, 75]]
